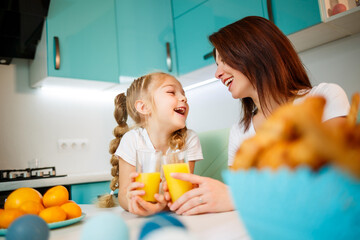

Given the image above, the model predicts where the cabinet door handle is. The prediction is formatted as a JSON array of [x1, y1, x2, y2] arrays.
[[203, 51, 213, 60], [54, 36, 60, 70], [266, 0, 274, 23], [166, 42, 172, 72]]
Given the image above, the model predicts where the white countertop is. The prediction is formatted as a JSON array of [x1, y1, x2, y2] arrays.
[[0, 172, 112, 191], [0, 204, 250, 240]]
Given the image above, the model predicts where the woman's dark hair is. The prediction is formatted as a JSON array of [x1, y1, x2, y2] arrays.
[[209, 16, 312, 131]]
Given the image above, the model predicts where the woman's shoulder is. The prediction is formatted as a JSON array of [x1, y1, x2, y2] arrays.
[[298, 82, 350, 121], [308, 82, 345, 96], [296, 82, 347, 102]]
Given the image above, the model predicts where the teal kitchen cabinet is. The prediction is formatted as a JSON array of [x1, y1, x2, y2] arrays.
[[172, 0, 208, 19], [115, 0, 177, 81], [30, 0, 119, 88], [174, 0, 266, 75], [268, 0, 321, 35], [71, 181, 111, 204]]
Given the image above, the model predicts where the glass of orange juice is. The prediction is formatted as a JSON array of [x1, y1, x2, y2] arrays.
[[135, 149, 162, 202], [162, 150, 192, 202]]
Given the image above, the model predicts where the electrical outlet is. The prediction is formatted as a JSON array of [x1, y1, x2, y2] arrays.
[[58, 138, 88, 151], [58, 139, 69, 150]]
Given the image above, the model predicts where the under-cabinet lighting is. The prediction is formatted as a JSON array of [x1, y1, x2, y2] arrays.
[[184, 78, 218, 91], [39, 77, 218, 101], [39, 85, 120, 102]]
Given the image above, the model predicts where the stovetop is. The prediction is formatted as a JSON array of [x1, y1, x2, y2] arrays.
[[0, 166, 67, 182]]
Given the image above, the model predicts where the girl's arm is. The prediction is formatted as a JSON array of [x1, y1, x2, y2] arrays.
[[189, 161, 195, 173], [117, 157, 138, 210]]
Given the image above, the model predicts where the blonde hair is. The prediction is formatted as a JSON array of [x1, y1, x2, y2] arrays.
[[97, 72, 187, 208]]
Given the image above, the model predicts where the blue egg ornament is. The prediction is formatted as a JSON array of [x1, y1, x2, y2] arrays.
[[80, 212, 129, 240], [6, 214, 49, 240], [139, 213, 194, 240]]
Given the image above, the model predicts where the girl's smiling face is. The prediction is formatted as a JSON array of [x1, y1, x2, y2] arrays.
[[151, 76, 188, 131], [214, 50, 256, 100]]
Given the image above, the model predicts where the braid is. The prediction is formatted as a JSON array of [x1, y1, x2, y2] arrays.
[[97, 93, 129, 208]]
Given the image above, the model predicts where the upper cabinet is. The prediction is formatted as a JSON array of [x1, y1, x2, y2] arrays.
[[269, 0, 322, 35], [30, 0, 119, 89], [29, 0, 359, 89], [173, 0, 266, 75], [115, 0, 177, 82], [172, 0, 208, 18]]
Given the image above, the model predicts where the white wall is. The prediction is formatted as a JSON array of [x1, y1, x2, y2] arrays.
[[300, 33, 360, 98], [0, 60, 117, 175], [1, 33, 359, 174]]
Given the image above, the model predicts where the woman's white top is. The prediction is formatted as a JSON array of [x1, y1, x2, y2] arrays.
[[115, 128, 203, 166], [228, 83, 350, 166]]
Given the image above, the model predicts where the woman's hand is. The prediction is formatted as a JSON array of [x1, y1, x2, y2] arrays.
[[168, 173, 235, 216], [126, 172, 168, 216]]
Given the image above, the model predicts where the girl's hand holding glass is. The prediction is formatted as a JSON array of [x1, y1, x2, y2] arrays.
[[126, 172, 167, 216]]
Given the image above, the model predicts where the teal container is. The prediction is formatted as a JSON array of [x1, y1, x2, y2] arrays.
[[223, 167, 360, 240]]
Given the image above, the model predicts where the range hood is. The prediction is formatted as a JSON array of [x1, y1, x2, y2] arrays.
[[0, 0, 50, 65]]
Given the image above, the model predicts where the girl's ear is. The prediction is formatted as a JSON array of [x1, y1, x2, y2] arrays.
[[134, 100, 151, 115]]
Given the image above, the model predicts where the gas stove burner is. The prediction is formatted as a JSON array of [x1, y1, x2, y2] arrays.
[[0, 166, 66, 182]]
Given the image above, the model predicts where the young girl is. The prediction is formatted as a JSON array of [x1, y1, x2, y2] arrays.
[[99, 72, 203, 216]]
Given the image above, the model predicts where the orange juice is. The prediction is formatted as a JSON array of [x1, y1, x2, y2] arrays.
[[135, 172, 161, 202], [163, 163, 192, 202]]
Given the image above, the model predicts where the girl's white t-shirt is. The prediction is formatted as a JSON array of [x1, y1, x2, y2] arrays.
[[115, 128, 203, 166], [228, 82, 350, 166]]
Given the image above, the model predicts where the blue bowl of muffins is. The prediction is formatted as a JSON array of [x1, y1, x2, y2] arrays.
[[223, 167, 360, 240]]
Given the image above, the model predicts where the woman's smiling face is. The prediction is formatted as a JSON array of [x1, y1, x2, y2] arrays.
[[214, 50, 256, 100]]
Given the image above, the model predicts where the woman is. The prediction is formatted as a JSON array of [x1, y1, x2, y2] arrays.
[[167, 16, 350, 215]]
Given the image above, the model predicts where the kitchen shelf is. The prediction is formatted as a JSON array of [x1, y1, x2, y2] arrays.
[[288, 3, 360, 53], [322, 0, 359, 19]]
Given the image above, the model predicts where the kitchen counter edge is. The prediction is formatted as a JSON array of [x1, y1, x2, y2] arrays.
[[0, 172, 112, 191]]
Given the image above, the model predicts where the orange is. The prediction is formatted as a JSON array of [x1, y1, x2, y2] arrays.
[[19, 200, 45, 215], [39, 206, 66, 223], [60, 202, 82, 219], [4, 187, 42, 210], [0, 209, 26, 228], [42, 185, 69, 207]]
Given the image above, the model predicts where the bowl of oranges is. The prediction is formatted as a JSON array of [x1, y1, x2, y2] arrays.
[[0, 185, 85, 235]]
